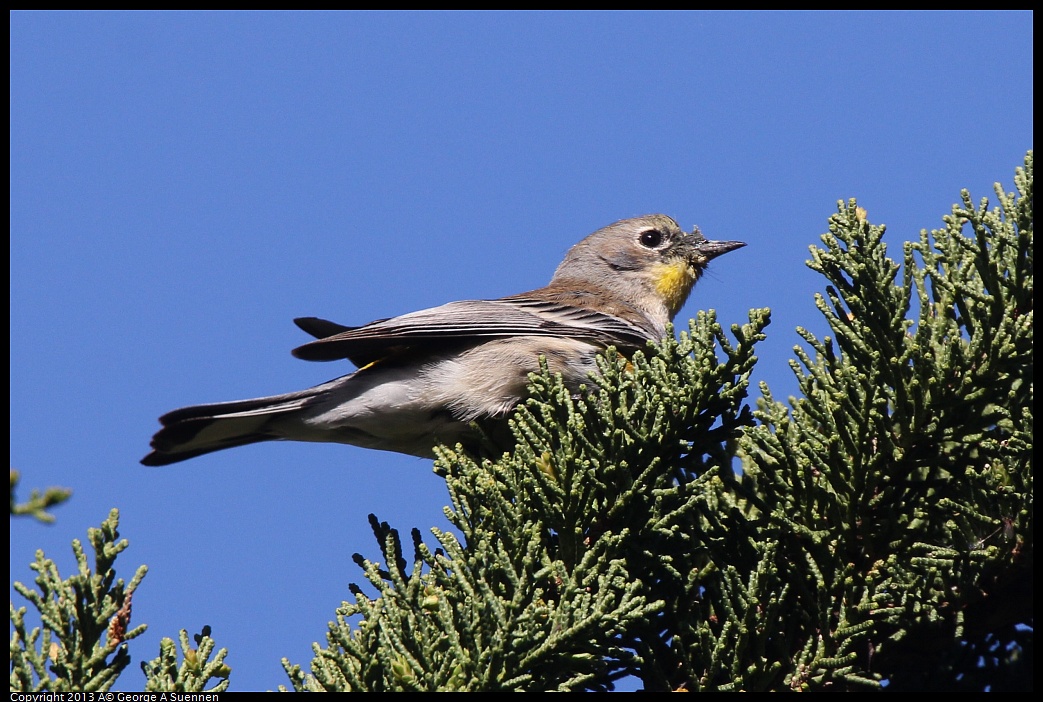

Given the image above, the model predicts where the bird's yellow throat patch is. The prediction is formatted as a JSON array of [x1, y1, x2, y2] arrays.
[[652, 260, 698, 316]]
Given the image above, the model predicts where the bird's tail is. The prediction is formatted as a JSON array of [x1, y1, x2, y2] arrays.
[[141, 385, 328, 466]]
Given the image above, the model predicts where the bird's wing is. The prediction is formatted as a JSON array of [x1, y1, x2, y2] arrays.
[[291, 297, 656, 365]]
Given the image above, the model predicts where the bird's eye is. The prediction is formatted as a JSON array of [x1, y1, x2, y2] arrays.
[[639, 229, 663, 248]]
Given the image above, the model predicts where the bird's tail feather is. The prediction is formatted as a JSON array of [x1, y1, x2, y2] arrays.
[[141, 388, 322, 466]]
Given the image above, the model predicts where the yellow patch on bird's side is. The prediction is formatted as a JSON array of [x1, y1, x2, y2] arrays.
[[651, 260, 698, 315]]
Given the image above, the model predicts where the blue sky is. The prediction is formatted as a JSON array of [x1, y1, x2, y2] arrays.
[[10, 11, 1032, 692]]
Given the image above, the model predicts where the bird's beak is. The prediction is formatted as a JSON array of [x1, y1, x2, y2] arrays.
[[696, 239, 746, 262]]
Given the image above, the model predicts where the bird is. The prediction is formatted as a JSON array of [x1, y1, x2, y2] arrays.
[[141, 215, 745, 466]]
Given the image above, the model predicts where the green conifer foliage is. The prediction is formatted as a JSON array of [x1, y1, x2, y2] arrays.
[[740, 153, 1032, 690]]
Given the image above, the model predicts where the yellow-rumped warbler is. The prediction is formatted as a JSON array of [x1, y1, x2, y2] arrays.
[[141, 215, 744, 466]]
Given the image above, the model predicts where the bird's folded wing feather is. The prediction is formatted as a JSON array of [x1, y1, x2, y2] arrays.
[[291, 298, 656, 365], [294, 317, 360, 339]]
